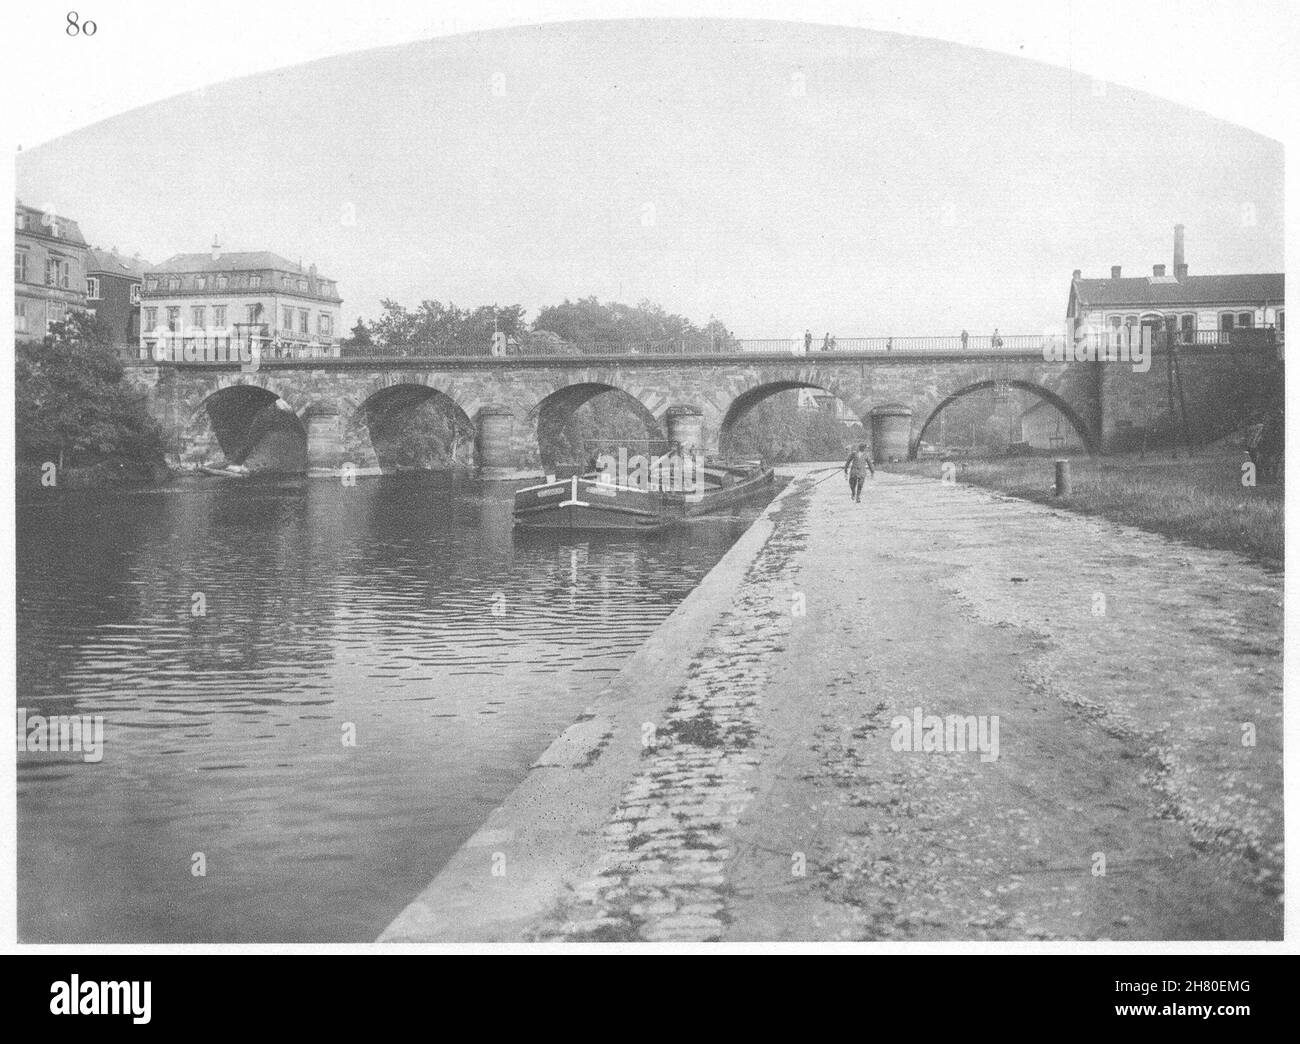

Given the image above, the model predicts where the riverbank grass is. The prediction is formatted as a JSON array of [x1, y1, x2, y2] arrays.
[[884, 453, 1282, 564]]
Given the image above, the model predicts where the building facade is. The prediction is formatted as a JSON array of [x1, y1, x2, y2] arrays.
[[140, 247, 343, 361], [86, 248, 145, 357], [1067, 225, 1284, 345], [14, 200, 89, 341]]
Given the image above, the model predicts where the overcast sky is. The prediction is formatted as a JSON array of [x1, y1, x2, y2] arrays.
[[15, 19, 1284, 338]]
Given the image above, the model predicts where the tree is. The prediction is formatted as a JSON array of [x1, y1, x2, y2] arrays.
[[15, 311, 166, 468], [368, 299, 526, 356], [342, 317, 374, 353]]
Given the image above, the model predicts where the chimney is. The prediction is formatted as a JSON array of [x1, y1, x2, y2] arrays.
[[1111, 265, 1122, 279], [1072, 268, 1081, 280], [1173, 223, 1185, 274], [1153, 264, 1166, 277], [211, 235, 222, 262]]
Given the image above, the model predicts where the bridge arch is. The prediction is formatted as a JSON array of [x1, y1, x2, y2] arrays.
[[718, 378, 869, 457], [185, 382, 307, 470], [529, 381, 667, 471], [352, 382, 477, 471], [912, 380, 1098, 459]]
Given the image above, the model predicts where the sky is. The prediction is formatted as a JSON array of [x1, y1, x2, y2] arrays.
[[15, 18, 1285, 339]]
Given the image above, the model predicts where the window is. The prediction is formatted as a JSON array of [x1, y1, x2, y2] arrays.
[[167, 276, 180, 291], [191, 306, 206, 328], [318, 313, 332, 336], [144, 307, 158, 329], [1220, 312, 1235, 332], [130, 283, 141, 305], [245, 304, 262, 323], [15, 211, 27, 231], [213, 305, 227, 328], [297, 278, 307, 292], [145, 277, 158, 291], [1237, 312, 1254, 329], [216, 274, 228, 290], [86, 276, 101, 299], [1279, 311, 1285, 335], [283, 307, 294, 331], [1180, 314, 1196, 338], [195, 276, 207, 290], [249, 274, 261, 288], [48, 303, 66, 330], [15, 250, 28, 283], [45, 257, 70, 288], [166, 306, 180, 332], [298, 309, 309, 334], [15, 301, 27, 332]]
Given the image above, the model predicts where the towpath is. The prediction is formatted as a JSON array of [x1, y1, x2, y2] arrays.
[[381, 467, 1282, 942]]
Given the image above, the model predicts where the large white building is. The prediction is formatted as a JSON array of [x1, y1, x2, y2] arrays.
[[140, 244, 342, 361], [1067, 225, 1283, 345]]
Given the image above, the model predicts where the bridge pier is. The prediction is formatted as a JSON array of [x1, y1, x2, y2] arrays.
[[303, 404, 345, 471], [665, 405, 705, 455], [870, 403, 913, 461], [477, 405, 516, 476]]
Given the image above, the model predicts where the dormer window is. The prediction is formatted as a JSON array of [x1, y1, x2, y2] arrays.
[[249, 274, 261, 288], [195, 276, 207, 290], [15, 211, 27, 231], [297, 278, 307, 292], [216, 274, 228, 290], [167, 276, 181, 291]]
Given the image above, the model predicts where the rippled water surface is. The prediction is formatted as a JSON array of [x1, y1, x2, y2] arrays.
[[16, 476, 767, 941]]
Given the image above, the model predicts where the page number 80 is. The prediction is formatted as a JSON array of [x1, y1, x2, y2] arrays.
[[67, 11, 97, 36]]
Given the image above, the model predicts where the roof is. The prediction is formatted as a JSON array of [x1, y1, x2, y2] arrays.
[[1072, 273, 1284, 311], [87, 247, 147, 278], [146, 251, 316, 275], [15, 201, 87, 246]]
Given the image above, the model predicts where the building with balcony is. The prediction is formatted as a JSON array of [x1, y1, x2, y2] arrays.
[[86, 247, 146, 357], [1067, 224, 1284, 346], [140, 244, 343, 361], [14, 200, 89, 341]]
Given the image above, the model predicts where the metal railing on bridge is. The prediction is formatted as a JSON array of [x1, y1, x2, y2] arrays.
[[124, 326, 1280, 364]]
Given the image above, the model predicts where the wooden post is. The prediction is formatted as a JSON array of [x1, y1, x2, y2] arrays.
[[1054, 459, 1072, 497]]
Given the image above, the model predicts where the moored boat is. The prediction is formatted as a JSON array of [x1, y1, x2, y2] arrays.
[[512, 458, 773, 531]]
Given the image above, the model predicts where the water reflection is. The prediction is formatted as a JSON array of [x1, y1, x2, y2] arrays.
[[16, 474, 768, 941]]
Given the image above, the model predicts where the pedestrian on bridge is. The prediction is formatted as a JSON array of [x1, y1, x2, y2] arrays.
[[822, 332, 831, 352], [843, 443, 875, 502], [961, 329, 969, 350], [804, 329, 813, 354]]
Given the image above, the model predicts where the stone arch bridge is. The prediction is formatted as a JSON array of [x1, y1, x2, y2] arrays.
[[126, 343, 1279, 473]]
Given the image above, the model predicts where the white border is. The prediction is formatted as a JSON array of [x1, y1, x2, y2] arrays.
[[2, 0, 1297, 956]]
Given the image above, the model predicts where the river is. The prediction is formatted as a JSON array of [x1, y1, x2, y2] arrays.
[[16, 474, 771, 942]]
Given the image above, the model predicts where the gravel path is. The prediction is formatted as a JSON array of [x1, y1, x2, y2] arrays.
[[534, 469, 1282, 941]]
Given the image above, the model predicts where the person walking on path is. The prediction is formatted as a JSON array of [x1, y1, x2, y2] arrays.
[[843, 443, 875, 502], [804, 329, 813, 354], [961, 328, 969, 350], [822, 332, 832, 352]]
